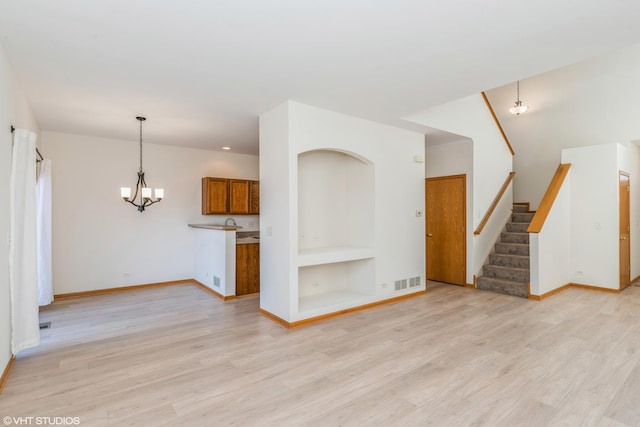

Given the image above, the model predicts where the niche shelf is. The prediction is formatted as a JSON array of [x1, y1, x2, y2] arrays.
[[298, 258, 375, 316], [298, 246, 375, 267]]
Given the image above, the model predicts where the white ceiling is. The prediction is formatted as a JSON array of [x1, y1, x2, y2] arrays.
[[2, 0, 640, 155]]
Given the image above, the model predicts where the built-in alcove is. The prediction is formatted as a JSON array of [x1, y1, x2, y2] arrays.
[[298, 258, 375, 315], [297, 149, 375, 316], [298, 149, 374, 253]]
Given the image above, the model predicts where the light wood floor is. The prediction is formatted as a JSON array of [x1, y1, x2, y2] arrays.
[[2, 282, 640, 426]]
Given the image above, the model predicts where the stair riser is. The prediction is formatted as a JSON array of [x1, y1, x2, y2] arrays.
[[495, 243, 529, 256], [489, 254, 530, 269], [483, 265, 529, 282], [511, 213, 534, 223], [506, 223, 529, 233], [512, 213, 535, 223], [476, 277, 529, 298], [512, 204, 530, 213], [500, 233, 529, 244]]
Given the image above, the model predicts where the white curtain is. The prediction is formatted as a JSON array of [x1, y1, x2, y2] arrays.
[[9, 129, 40, 354], [37, 159, 53, 306]]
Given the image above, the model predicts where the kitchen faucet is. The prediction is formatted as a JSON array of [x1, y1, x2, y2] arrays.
[[225, 217, 237, 226]]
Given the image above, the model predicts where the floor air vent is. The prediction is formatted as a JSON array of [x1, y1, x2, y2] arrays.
[[39, 322, 51, 329]]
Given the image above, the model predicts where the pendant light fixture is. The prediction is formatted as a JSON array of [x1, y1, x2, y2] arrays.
[[120, 116, 164, 212], [508, 80, 529, 115]]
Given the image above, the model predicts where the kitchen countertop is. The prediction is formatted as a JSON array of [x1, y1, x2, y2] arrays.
[[188, 224, 240, 231], [189, 224, 260, 244]]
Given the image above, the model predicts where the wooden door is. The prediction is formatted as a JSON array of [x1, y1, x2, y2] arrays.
[[620, 171, 631, 290], [426, 175, 466, 286], [229, 180, 250, 214]]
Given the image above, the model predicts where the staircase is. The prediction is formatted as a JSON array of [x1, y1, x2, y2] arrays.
[[476, 204, 532, 298]]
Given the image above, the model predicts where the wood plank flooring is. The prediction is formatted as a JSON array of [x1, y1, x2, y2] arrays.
[[2, 282, 640, 426]]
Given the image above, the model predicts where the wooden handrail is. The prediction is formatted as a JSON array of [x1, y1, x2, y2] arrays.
[[528, 163, 571, 233], [474, 172, 515, 235], [481, 91, 515, 156]]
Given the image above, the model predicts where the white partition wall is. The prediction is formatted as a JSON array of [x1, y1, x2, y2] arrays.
[[562, 143, 620, 289], [260, 101, 425, 324], [408, 94, 513, 283]]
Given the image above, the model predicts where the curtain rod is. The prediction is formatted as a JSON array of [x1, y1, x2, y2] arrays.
[[11, 125, 44, 162]]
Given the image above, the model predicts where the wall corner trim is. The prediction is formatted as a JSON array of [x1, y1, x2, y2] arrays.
[[192, 280, 236, 301], [53, 279, 195, 300], [529, 282, 620, 301], [261, 291, 427, 329], [0, 355, 16, 395]]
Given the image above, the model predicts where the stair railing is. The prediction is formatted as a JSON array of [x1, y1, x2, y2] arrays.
[[474, 172, 516, 235], [528, 164, 571, 233], [481, 91, 515, 156]]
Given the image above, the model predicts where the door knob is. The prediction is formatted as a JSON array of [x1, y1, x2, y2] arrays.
[[427, 233, 433, 237]]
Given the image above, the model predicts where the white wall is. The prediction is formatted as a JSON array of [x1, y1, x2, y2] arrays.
[[258, 102, 292, 320], [529, 171, 571, 296], [562, 144, 619, 289], [0, 43, 39, 370], [629, 143, 640, 281], [408, 94, 514, 281], [260, 101, 425, 322], [486, 42, 640, 209], [192, 229, 236, 296], [41, 131, 259, 294], [424, 138, 474, 284], [405, 93, 513, 228]]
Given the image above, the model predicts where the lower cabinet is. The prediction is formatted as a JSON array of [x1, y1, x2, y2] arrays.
[[236, 243, 260, 296]]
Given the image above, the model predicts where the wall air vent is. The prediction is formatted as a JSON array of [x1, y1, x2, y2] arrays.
[[394, 279, 408, 291], [409, 277, 421, 287], [213, 276, 221, 288]]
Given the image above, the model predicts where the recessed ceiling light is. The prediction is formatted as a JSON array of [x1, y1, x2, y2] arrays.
[[222, 146, 231, 150]]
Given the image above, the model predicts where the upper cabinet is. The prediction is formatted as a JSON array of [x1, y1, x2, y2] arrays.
[[202, 177, 259, 215], [229, 179, 250, 214], [249, 181, 260, 214], [202, 177, 228, 214]]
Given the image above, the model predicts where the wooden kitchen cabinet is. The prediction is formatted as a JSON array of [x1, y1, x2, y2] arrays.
[[249, 181, 260, 214], [202, 177, 260, 215], [236, 243, 260, 296], [229, 179, 250, 214], [202, 177, 228, 214]]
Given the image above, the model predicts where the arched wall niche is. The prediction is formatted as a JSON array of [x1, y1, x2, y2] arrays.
[[297, 149, 374, 250]]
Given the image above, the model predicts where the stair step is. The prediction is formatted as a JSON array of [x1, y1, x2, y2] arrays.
[[500, 232, 529, 244], [512, 212, 535, 223], [506, 222, 529, 233], [483, 265, 530, 282], [495, 242, 529, 256], [488, 253, 530, 269], [476, 277, 529, 298], [512, 204, 530, 213]]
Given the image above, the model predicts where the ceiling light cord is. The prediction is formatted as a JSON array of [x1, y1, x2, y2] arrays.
[[138, 116, 145, 173], [509, 80, 529, 115]]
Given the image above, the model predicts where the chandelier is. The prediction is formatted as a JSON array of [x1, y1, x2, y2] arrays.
[[120, 116, 164, 212], [508, 80, 529, 115]]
